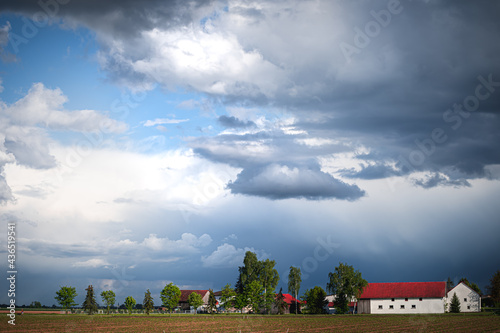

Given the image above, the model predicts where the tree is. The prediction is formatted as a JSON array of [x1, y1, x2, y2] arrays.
[[327, 262, 367, 315], [207, 289, 218, 314], [459, 277, 482, 295], [30, 301, 42, 308], [288, 266, 302, 315], [100, 290, 116, 315], [187, 292, 204, 314], [124, 296, 136, 315], [82, 285, 98, 315], [303, 286, 327, 314], [486, 270, 500, 307], [160, 283, 181, 313], [450, 292, 461, 313], [260, 259, 280, 314], [143, 289, 154, 315], [446, 277, 454, 292], [54, 286, 78, 311], [220, 283, 237, 311], [235, 251, 280, 314], [275, 288, 287, 315], [245, 280, 264, 313], [234, 292, 248, 312], [236, 251, 261, 294]]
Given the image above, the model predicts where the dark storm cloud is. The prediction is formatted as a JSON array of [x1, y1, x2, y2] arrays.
[[218, 115, 256, 128], [227, 163, 364, 200], [0, 0, 215, 38], [3, 0, 499, 194]]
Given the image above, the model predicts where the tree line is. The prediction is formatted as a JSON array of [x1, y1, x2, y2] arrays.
[[51, 253, 500, 315]]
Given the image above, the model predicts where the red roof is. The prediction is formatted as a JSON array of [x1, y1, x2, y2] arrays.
[[281, 293, 302, 305], [179, 290, 209, 302], [359, 282, 446, 299]]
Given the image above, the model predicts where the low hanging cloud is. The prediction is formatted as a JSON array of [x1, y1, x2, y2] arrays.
[[201, 243, 267, 268], [227, 163, 364, 200], [218, 115, 256, 128]]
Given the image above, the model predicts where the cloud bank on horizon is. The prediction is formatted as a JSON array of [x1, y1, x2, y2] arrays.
[[0, 0, 499, 305]]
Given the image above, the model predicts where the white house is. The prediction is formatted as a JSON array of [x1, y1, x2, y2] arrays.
[[357, 282, 447, 314], [446, 282, 481, 312]]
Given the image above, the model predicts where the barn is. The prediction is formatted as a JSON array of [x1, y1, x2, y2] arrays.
[[357, 282, 447, 314]]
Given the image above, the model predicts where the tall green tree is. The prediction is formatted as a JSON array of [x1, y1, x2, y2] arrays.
[[288, 266, 301, 315], [82, 285, 98, 315], [187, 292, 204, 314], [143, 289, 154, 315], [260, 259, 280, 314], [303, 286, 327, 314], [486, 270, 500, 307], [450, 292, 461, 313], [220, 283, 236, 311], [160, 283, 181, 313], [100, 290, 116, 315], [124, 296, 136, 315], [327, 262, 367, 315], [245, 280, 264, 313], [236, 251, 261, 294], [54, 286, 78, 311], [446, 277, 454, 292], [207, 289, 217, 314], [275, 287, 287, 315]]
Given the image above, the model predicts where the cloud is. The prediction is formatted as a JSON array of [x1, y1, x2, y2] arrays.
[[201, 243, 266, 268], [143, 118, 189, 126], [227, 163, 364, 200], [73, 258, 112, 268], [0, 83, 128, 203], [218, 115, 256, 128]]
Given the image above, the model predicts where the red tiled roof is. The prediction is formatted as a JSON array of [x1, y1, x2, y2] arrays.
[[281, 293, 302, 305], [359, 282, 446, 299], [179, 290, 209, 302]]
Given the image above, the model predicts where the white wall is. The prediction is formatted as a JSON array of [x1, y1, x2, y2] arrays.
[[369, 298, 446, 314], [446, 283, 481, 312]]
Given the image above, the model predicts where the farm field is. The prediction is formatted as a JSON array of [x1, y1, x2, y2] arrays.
[[1, 313, 500, 333]]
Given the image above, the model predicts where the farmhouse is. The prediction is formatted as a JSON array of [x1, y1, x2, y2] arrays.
[[357, 282, 447, 314], [178, 290, 210, 312], [445, 282, 481, 312]]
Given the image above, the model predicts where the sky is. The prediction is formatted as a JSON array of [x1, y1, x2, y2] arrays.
[[0, 0, 499, 307]]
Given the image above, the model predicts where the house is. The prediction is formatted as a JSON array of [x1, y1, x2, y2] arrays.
[[357, 282, 447, 314], [271, 293, 302, 314], [325, 294, 356, 314], [178, 290, 210, 312], [446, 282, 481, 312]]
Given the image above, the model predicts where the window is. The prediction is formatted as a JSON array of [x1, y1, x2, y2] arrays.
[[389, 305, 394, 309], [378, 305, 383, 310], [405, 298, 408, 301], [412, 305, 416, 309], [464, 298, 467, 302], [419, 298, 422, 301], [391, 298, 395, 302], [467, 306, 471, 310], [400, 305, 405, 309]]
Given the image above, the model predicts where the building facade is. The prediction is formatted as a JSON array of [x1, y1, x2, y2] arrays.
[[357, 282, 447, 314], [446, 282, 481, 312]]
